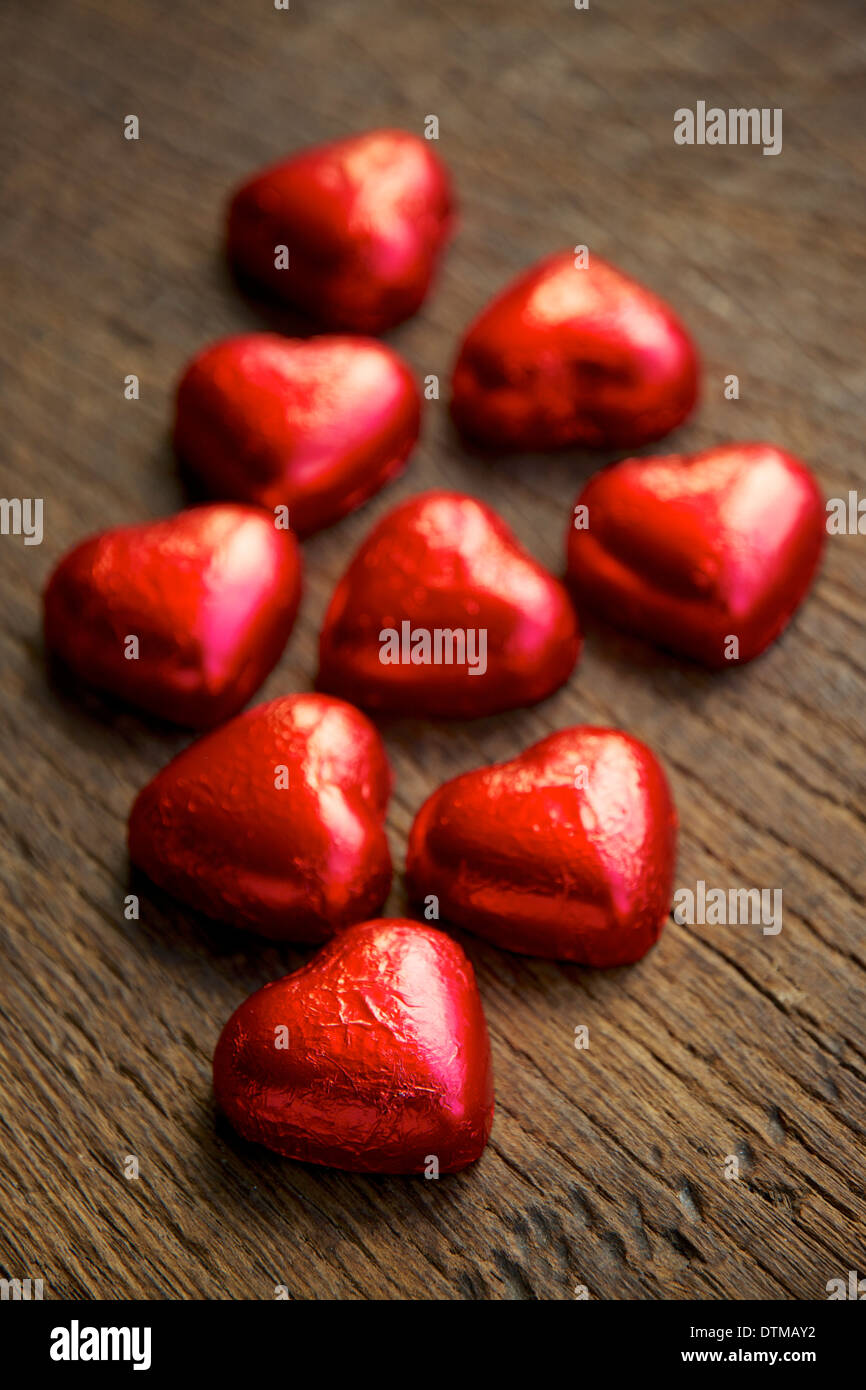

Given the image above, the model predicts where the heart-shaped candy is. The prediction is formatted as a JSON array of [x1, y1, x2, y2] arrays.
[[317, 490, 581, 717], [174, 334, 421, 536], [128, 694, 392, 939], [43, 504, 302, 727], [407, 726, 677, 966], [451, 250, 699, 450], [213, 918, 494, 1173], [227, 129, 454, 332], [566, 445, 825, 666]]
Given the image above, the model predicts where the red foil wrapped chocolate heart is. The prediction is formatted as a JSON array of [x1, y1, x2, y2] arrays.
[[566, 444, 825, 666], [128, 694, 392, 939], [451, 250, 699, 450], [317, 490, 581, 717], [213, 918, 494, 1173], [407, 726, 677, 966], [227, 129, 454, 332], [174, 334, 421, 536], [43, 504, 301, 727]]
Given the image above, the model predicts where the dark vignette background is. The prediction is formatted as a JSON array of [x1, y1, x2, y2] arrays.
[[0, 0, 864, 1299]]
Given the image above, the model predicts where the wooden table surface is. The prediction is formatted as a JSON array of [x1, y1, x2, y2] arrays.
[[1, 0, 864, 1301]]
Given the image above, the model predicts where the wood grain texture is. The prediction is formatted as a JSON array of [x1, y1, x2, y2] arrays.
[[1, 0, 864, 1300]]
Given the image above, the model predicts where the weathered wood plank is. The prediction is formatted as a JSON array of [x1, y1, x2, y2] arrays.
[[0, 0, 863, 1299]]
